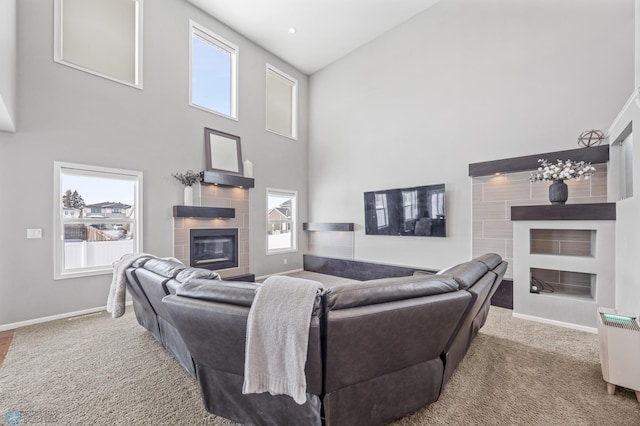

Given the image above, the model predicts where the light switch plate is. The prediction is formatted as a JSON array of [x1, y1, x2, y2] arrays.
[[27, 228, 43, 239]]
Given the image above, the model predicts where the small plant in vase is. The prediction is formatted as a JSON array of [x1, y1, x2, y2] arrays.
[[529, 159, 596, 205], [172, 170, 203, 206]]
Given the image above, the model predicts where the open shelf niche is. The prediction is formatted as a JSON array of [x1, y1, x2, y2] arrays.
[[530, 229, 594, 257]]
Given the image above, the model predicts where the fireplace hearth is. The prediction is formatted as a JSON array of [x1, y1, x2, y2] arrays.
[[190, 228, 238, 271]]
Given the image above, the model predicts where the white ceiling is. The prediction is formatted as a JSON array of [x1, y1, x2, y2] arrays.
[[187, 0, 441, 75]]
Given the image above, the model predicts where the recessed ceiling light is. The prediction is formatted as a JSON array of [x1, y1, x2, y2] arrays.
[[289, 28, 296, 34]]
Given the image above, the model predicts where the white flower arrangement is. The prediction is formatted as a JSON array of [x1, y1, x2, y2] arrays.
[[529, 159, 596, 183], [172, 170, 203, 186]]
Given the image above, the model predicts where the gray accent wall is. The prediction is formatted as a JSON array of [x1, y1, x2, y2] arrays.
[[308, 0, 634, 271], [0, 0, 308, 327]]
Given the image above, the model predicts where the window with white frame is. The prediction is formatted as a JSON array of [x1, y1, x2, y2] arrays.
[[53, 0, 143, 88], [402, 190, 419, 221], [190, 20, 238, 119], [267, 189, 297, 253], [54, 162, 143, 280], [266, 64, 298, 139], [375, 193, 388, 229]]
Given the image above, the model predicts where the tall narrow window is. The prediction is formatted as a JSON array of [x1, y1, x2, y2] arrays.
[[267, 189, 297, 254], [54, 162, 143, 279], [266, 64, 298, 139], [190, 20, 238, 119], [430, 192, 445, 218], [53, 0, 143, 88], [375, 193, 388, 229], [402, 190, 418, 221]]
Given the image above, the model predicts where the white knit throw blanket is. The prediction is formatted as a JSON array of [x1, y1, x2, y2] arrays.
[[106, 253, 156, 318], [242, 275, 324, 404]]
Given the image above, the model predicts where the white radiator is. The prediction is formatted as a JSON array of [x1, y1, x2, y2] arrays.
[[597, 307, 640, 402]]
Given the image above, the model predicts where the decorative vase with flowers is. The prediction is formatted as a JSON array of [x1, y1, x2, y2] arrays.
[[172, 170, 203, 206], [530, 159, 596, 205]]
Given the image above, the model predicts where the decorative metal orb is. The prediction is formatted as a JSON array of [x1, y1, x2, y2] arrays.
[[577, 129, 604, 147]]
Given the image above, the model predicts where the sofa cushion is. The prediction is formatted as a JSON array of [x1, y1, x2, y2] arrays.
[[176, 279, 258, 307], [437, 261, 489, 290], [176, 267, 221, 283], [472, 253, 502, 270], [140, 258, 187, 278], [326, 275, 459, 310]]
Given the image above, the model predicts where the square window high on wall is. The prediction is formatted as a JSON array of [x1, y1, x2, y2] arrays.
[[190, 20, 238, 120], [53, 162, 143, 280], [266, 64, 298, 139], [53, 0, 143, 88]]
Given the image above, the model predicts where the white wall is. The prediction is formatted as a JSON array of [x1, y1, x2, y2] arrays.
[[636, 0, 640, 87], [0, 0, 16, 132], [609, 93, 640, 312], [618, 0, 640, 312], [308, 0, 634, 270], [0, 0, 308, 327]]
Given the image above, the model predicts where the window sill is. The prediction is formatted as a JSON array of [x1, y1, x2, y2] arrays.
[[267, 248, 298, 256], [188, 103, 238, 121], [54, 267, 112, 281]]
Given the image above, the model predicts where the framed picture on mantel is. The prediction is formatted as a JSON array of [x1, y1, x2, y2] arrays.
[[204, 128, 243, 176]]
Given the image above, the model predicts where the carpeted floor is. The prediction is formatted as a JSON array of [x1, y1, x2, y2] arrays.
[[1, 274, 639, 425]]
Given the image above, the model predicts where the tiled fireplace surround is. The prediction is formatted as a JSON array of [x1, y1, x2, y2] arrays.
[[173, 184, 250, 279], [472, 163, 608, 279]]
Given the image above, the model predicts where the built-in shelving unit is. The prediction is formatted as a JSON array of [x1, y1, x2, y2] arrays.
[[303, 222, 355, 232], [173, 205, 235, 219], [203, 171, 255, 188], [511, 204, 615, 329]]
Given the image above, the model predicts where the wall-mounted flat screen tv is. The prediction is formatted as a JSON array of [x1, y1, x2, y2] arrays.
[[364, 184, 446, 237]]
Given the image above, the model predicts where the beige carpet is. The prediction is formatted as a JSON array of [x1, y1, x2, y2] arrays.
[[1, 281, 639, 425]]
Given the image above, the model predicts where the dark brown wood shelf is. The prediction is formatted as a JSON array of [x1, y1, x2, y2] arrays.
[[173, 205, 235, 219], [203, 171, 255, 188], [303, 222, 355, 232], [469, 145, 609, 177], [511, 203, 616, 221]]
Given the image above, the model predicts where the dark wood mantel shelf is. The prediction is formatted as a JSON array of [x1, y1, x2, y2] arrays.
[[511, 203, 616, 221], [469, 145, 609, 177], [203, 171, 255, 188], [173, 205, 235, 219]]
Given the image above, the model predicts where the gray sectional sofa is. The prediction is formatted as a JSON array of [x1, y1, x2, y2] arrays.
[[124, 253, 507, 426]]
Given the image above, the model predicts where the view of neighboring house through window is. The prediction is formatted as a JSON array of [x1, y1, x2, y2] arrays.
[[267, 189, 297, 253], [54, 162, 142, 279], [266, 64, 298, 139], [190, 20, 237, 119]]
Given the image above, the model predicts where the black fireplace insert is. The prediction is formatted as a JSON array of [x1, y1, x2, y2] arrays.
[[190, 228, 238, 271]]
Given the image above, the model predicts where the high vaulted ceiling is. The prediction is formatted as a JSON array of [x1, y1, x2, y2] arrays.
[[187, 0, 441, 75]]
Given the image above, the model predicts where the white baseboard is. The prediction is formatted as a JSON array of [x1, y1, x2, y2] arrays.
[[255, 268, 304, 282], [0, 301, 133, 332], [512, 312, 597, 334]]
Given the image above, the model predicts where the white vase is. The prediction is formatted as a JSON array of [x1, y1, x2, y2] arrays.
[[184, 186, 193, 206], [243, 160, 254, 178]]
